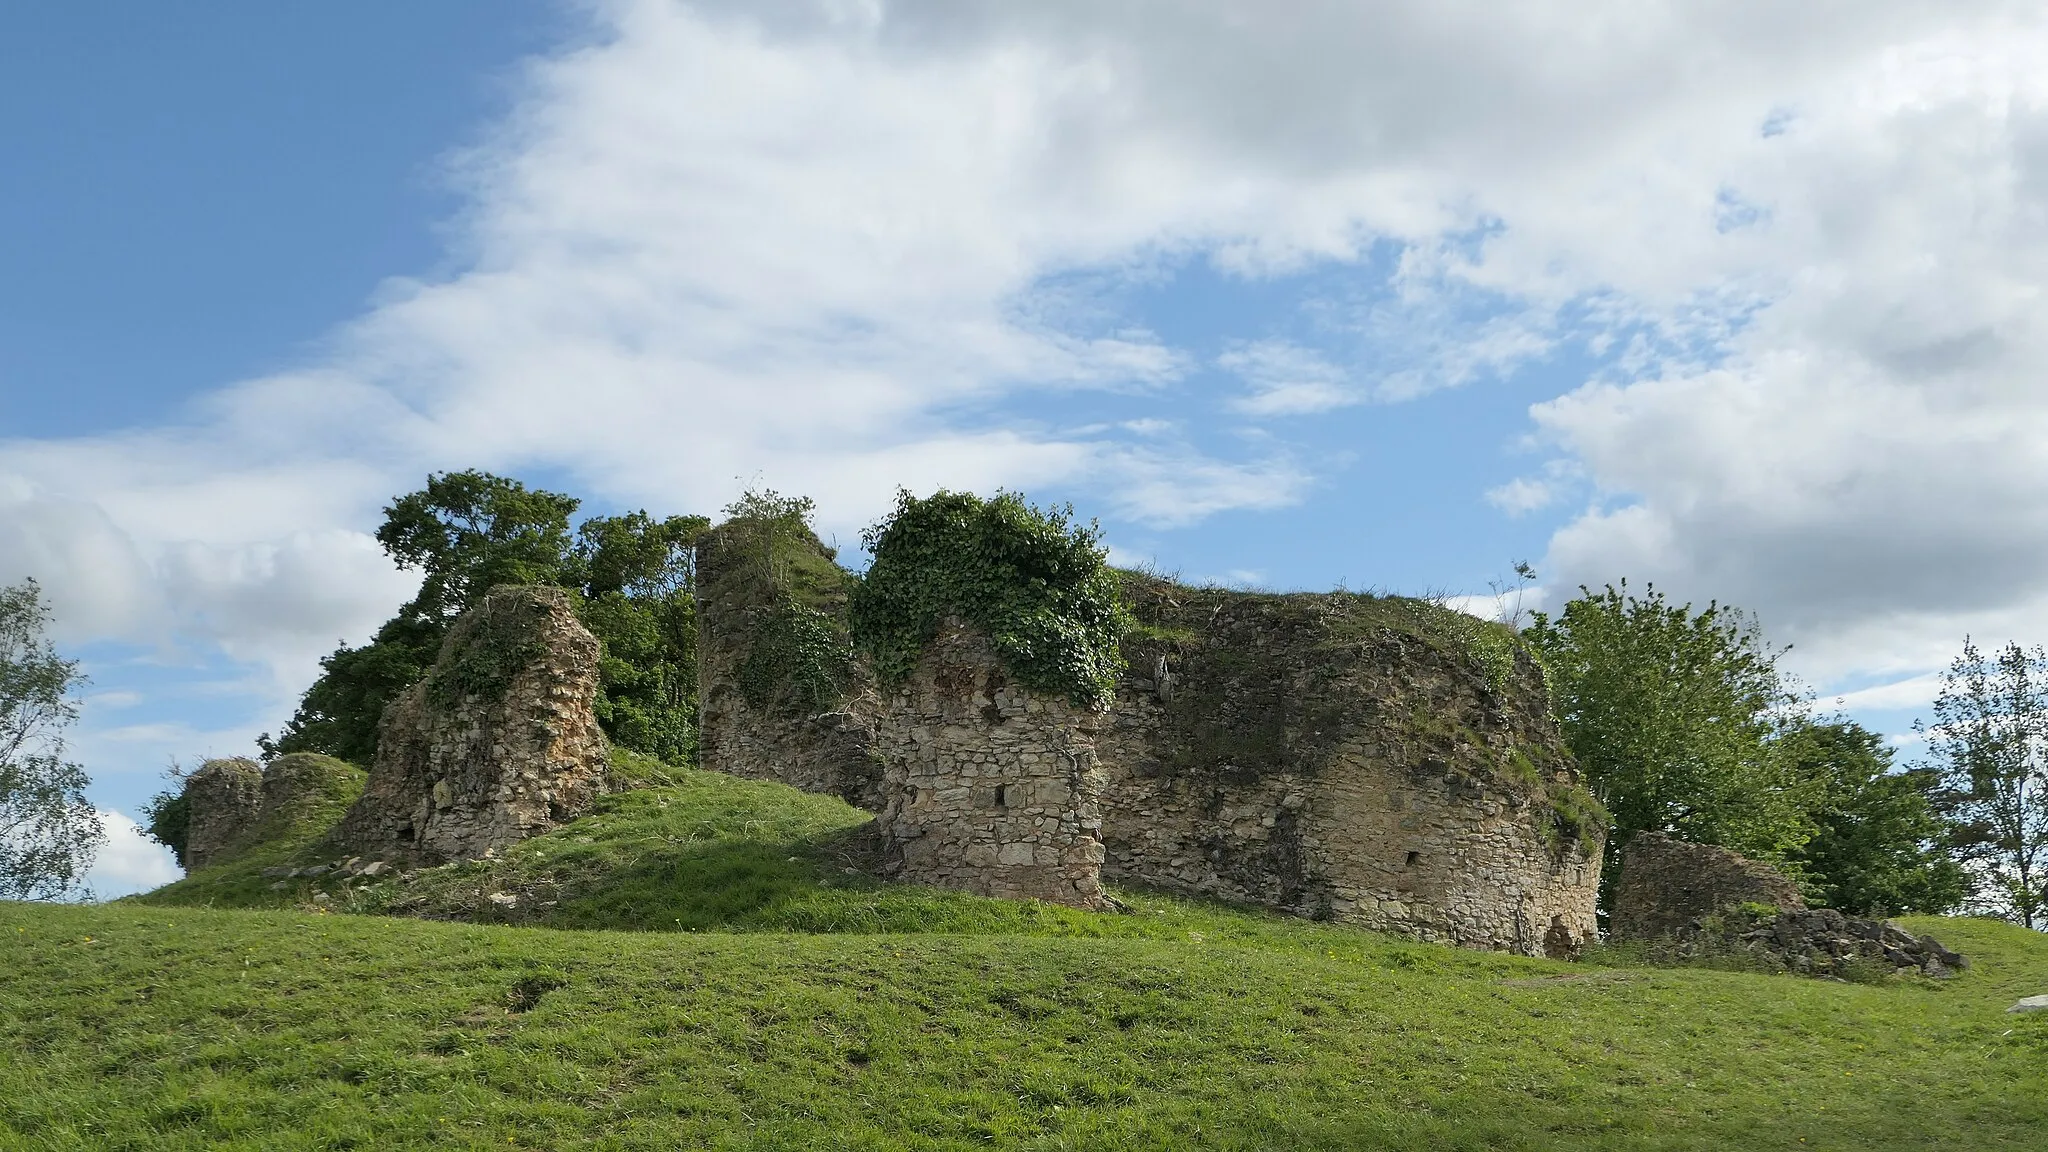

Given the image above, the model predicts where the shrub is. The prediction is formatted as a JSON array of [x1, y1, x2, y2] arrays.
[[850, 490, 1133, 706]]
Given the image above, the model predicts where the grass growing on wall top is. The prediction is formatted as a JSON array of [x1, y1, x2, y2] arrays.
[[131, 753, 365, 910]]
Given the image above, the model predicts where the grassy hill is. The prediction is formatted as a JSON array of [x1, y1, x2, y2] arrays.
[[7, 761, 2047, 1150]]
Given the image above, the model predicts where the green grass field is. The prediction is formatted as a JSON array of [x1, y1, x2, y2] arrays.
[[9, 763, 2047, 1150]]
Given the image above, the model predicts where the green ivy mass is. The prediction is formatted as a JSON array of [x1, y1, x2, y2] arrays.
[[850, 490, 1134, 707]]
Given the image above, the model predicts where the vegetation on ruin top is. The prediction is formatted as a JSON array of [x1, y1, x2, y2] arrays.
[[852, 489, 1134, 707], [1115, 573, 1610, 849], [133, 753, 364, 910], [700, 490, 860, 715]]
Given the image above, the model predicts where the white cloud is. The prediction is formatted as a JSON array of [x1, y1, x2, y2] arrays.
[[85, 810, 182, 899], [1220, 340, 1358, 416], [1486, 478, 1557, 517], [0, 0, 2043, 725], [1823, 672, 1948, 714]]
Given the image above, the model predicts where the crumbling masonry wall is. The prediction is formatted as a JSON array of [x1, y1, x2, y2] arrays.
[[177, 752, 365, 872], [1093, 581, 1600, 954], [182, 757, 264, 871], [1610, 831, 1808, 941], [696, 526, 1603, 956], [335, 585, 609, 864], [873, 619, 1109, 907], [695, 518, 884, 811], [1612, 833, 1968, 978]]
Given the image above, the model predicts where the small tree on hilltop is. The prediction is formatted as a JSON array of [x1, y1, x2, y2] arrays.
[[1524, 582, 1814, 915], [0, 579, 104, 900], [1919, 639, 2048, 929]]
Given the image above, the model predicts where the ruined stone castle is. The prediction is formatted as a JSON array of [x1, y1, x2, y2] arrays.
[[696, 520, 1605, 958]]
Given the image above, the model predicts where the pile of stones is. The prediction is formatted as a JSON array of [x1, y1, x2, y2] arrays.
[[259, 856, 396, 890], [1666, 905, 1969, 980], [1614, 832, 1969, 979]]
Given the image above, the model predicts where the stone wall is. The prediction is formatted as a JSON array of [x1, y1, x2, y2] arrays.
[[694, 527, 1605, 954], [183, 757, 264, 870], [695, 519, 884, 810], [334, 585, 609, 863], [872, 619, 1109, 908], [1610, 832, 1808, 942], [1609, 832, 1968, 979], [1096, 583, 1600, 954], [178, 752, 364, 871]]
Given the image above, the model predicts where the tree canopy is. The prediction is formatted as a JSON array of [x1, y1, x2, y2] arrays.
[[1524, 582, 1813, 912], [1919, 639, 2048, 928], [273, 471, 707, 767], [850, 489, 1132, 707], [0, 580, 102, 900], [1777, 718, 1967, 916]]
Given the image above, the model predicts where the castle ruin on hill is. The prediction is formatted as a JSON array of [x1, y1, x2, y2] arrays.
[[696, 519, 1606, 958]]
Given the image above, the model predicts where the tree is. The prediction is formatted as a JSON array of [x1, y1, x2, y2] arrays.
[[0, 580, 103, 900], [1775, 718, 1968, 916], [1524, 582, 1813, 913], [274, 471, 708, 766], [275, 471, 584, 763], [1919, 639, 2048, 929], [574, 511, 710, 764]]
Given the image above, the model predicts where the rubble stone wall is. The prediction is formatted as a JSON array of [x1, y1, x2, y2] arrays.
[[872, 619, 1109, 908], [183, 757, 264, 871], [695, 520, 883, 810], [1610, 832, 1809, 942], [1610, 832, 1969, 978], [334, 585, 609, 863], [695, 526, 1605, 953], [1087, 583, 1600, 954]]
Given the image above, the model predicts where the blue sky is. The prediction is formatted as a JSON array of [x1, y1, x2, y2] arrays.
[[6, 1, 2047, 894]]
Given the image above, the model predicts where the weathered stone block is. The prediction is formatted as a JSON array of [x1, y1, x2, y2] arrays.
[[333, 585, 607, 864]]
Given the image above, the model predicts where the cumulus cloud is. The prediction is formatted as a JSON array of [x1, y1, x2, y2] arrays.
[[84, 810, 182, 899], [2, 0, 2043, 721], [1517, 21, 2048, 686]]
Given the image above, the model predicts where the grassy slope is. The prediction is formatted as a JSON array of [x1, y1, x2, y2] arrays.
[[10, 764, 2045, 1150]]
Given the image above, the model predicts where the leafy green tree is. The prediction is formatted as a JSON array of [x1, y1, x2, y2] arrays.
[[275, 471, 707, 766], [1919, 639, 2048, 929], [1775, 718, 1968, 915], [1524, 582, 1813, 913], [0, 580, 103, 900], [275, 471, 582, 765], [574, 511, 709, 764]]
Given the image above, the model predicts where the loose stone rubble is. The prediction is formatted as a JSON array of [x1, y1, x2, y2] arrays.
[[1613, 833, 1968, 978], [333, 585, 609, 864]]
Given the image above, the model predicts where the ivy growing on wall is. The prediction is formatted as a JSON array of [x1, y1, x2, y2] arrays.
[[849, 489, 1133, 707], [737, 599, 855, 712], [712, 490, 860, 715]]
